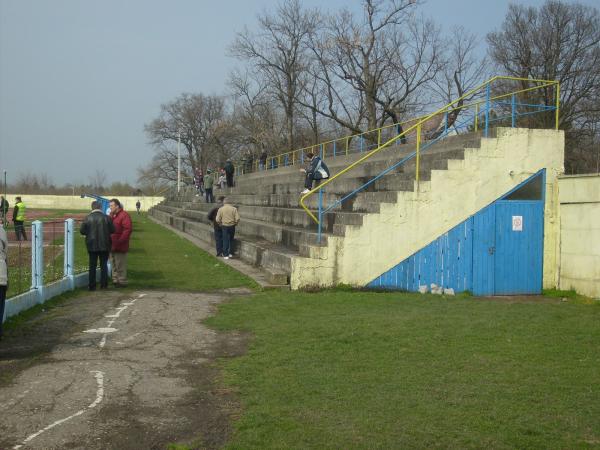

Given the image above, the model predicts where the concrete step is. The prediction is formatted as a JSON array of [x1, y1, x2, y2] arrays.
[[230, 144, 471, 190], [233, 133, 481, 181], [173, 202, 365, 231], [150, 210, 297, 276]]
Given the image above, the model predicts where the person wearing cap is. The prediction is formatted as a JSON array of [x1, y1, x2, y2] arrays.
[[216, 197, 240, 259], [12, 196, 27, 241], [224, 159, 235, 187], [204, 169, 215, 203]]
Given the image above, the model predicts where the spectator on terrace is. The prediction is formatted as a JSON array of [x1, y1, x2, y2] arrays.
[[216, 197, 240, 260], [259, 150, 268, 171], [80, 201, 115, 291], [207, 196, 225, 257], [224, 159, 235, 187], [0, 224, 7, 340], [300, 153, 330, 195], [194, 169, 204, 196], [218, 170, 226, 189], [12, 196, 27, 241], [109, 198, 132, 287], [0, 196, 8, 223], [204, 169, 215, 203]]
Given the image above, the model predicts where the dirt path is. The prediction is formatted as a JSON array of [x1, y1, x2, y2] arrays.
[[0, 289, 252, 450]]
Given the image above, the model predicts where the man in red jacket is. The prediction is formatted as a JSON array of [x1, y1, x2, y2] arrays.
[[109, 198, 132, 287]]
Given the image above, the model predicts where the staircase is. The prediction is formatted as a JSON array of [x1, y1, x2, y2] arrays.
[[150, 76, 565, 291], [150, 133, 480, 285], [150, 127, 563, 290]]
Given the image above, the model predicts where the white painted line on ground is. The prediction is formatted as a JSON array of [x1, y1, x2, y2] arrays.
[[82, 327, 118, 334], [13, 371, 104, 450]]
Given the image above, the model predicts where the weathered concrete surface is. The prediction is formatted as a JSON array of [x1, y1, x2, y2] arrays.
[[0, 289, 252, 449], [558, 174, 600, 298]]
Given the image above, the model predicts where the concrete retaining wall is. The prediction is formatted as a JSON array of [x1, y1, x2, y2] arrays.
[[558, 174, 600, 298], [5, 195, 164, 212]]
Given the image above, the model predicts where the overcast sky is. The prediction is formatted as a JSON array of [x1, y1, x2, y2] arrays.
[[0, 0, 594, 186]]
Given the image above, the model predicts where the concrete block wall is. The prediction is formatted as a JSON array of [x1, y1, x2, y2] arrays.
[[558, 174, 600, 298], [5, 194, 164, 212]]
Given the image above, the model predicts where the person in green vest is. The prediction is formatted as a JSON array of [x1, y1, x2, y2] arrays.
[[12, 196, 27, 241]]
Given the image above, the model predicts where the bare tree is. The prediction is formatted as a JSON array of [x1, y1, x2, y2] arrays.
[[487, 1, 600, 130], [144, 93, 228, 179], [229, 0, 320, 150], [89, 169, 107, 192], [300, 0, 444, 143], [429, 26, 488, 138]]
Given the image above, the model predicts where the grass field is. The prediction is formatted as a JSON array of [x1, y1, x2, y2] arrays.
[[206, 291, 600, 449], [5, 210, 600, 448]]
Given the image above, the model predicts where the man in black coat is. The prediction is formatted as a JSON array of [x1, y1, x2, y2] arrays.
[[80, 201, 115, 291], [207, 196, 224, 256], [224, 159, 235, 187]]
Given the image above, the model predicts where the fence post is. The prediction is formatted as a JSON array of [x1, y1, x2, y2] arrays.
[[31, 220, 44, 302], [511, 93, 516, 128], [317, 187, 323, 244], [474, 103, 479, 132], [64, 218, 75, 289], [416, 123, 421, 190], [485, 82, 491, 138], [444, 111, 448, 134], [333, 140, 337, 157]]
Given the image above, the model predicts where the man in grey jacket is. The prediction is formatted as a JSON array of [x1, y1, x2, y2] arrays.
[[80, 201, 115, 291]]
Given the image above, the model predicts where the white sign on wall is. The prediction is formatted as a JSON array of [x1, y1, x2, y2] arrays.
[[512, 215, 523, 231]]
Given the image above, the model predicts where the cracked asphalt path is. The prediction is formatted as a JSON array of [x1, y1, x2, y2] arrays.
[[0, 289, 252, 450]]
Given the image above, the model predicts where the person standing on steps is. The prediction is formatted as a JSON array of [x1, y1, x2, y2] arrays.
[[0, 224, 8, 340], [80, 201, 115, 291], [300, 152, 330, 195], [109, 198, 132, 287], [259, 149, 268, 171], [207, 196, 225, 257], [216, 197, 240, 260], [224, 159, 235, 187], [12, 196, 27, 241], [204, 169, 215, 203]]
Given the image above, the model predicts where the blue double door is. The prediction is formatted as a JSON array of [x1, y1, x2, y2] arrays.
[[473, 200, 544, 295]]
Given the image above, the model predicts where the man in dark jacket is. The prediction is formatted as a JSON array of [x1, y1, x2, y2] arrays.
[[300, 152, 330, 194], [224, 159, 235, 187], [80, 201, 115, 291], [207, 196, 224, 256]]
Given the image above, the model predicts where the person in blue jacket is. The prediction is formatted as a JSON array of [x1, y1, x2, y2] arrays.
[[300, 152, 330, 194]]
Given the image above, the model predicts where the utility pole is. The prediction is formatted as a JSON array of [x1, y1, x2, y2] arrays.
[[177, 129, 181, 193]]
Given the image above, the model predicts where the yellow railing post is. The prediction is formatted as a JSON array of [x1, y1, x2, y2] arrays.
[[474, 103, 479, 132], [416, 123, 421, 187], [555, 82, 560, 130]]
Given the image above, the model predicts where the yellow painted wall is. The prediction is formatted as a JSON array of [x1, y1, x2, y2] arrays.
[[4, 195, 164, 212], [558, 175, 600, 298], [291, 128, 564, 290]]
